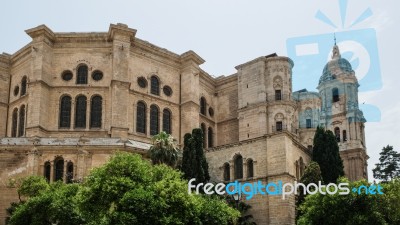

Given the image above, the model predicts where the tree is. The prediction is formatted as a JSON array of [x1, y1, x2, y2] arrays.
[[8, 153, 239, 225], [312, 126, 344, 184], [298, 177, 400, 225], [373, 145, 400, 182], [148, 131, 180, 167], [296, 161, 323, 220], [181, 128, 210, 184], [226, 195, 257, 225]]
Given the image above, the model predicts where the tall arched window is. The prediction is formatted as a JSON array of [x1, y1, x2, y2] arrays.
[[201, 123, 206, 148], [223, 163, 230, 181], [234, 155, 243, 179], [136, 101, 146, 134], [75, 96, 87, 128], [66, 162, 74, 184], [59, 96, 72, 128], [247, 159, 254, 178], [334, 127, 340, 142], [150, 76, 160, 95], [150, 105, 159, 135], [332, 88, 339, 102], [90, 96, 102, 128], [77, 65, 88, 84], [162, 108, 171, 134], [21, 76, 27, 96], [18, 105, 25, 137], [200, 97, 206, 115], [44, 162, 51, 182], [11, 108, 18, 137], [54, 157, 64, 182], [208, 127, 213, 148]]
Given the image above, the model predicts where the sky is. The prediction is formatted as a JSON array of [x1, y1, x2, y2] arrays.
[[1, 0, 399, 181]]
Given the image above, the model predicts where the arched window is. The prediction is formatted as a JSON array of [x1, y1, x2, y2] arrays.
[[136, 101, 146, 134], [44, 162, 51, 182], [234, 155, 243, 179], [75, 96, 87, 128], [201, 123, 206, 148], [200, 97, 206, 115], [150, 76, 160, 95], [77, 65, 88, 84], [21, 76, 27, 96], [299, 157, 305, 177], [334, 127, 340, 142], [66, 162, 74, 184], [343, 130, 347, 142], [59, 96, 71, 128], [11, 108, 18, 137], [162, 109, 171, 134], [332, 88, 339, 102], [54, 157, 64, 182], [18, 105, 25, 137], [247, 159, 254, 178], [208, 127, 213, 148], [90, 96, 102, 128], [150, 105, 159, 135], [223, 163, 230, 181]]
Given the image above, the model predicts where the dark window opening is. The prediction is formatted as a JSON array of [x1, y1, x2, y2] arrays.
[[90, 96, 102, 128], [275, 90, 282, 100], [234, 155, 243, 179], [163, 85, 173, 96], [18, 105, 25, 137], [247, 159, 254, 178], [223, 163, 230, 181], [92, 70, 103, 81], [209, 107, 214, 117], [306, 119, 312, 129], [77, 65, 88, 84], [62, 71, 73, 81], [11, 109, 18, 137], [13, 86, 19, 96], [137, 77, 147, 88], [66, 162, 74, 184], [44, 162, 51, 182], [200, 97, 206, 115], [75, 96, 87, 128], [276, 121, 283, 131], [136, 102, 146, 133], [21, 76, 27, 96], [208, 127, 213, 148], [54, 158, 64, 182], [343, 130, 347, 142], [150, 105, 159, 135], [332, 88, 339, 102], [334, 127, 341, 142], [59, 96, 71, 128], [162, 109, 171, 134], [150, 76, 160, 95]]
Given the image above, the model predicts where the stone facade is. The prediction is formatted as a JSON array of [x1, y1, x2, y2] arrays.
[[0, 24, 368, 225]]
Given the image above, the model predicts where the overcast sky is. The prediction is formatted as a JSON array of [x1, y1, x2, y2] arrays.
[[1, 0, 399, 181]]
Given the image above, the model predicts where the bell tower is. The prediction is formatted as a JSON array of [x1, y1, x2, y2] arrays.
[[317, 44, 368, 181]]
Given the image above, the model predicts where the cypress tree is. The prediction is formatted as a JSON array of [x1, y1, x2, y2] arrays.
[[181, 133, 193, 180], [312, 126, 344, 184]]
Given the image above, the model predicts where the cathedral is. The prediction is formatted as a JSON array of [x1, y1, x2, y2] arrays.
[[0, 23, 368, 225]]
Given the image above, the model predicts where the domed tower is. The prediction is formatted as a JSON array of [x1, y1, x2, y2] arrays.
[[317, 44, 368, 181]]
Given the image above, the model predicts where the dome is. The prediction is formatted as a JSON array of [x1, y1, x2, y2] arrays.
[[319, 45, 354, 85]]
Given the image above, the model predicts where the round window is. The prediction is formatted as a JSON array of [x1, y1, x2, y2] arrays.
[[163, 85, 173, 96], [209, 107, 214, 117], [61, 71, 73, 81], [92, 70, 103, 81], [137, 77, 147, 88], [13, 86, 19, 96]]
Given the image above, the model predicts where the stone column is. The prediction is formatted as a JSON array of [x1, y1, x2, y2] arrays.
[[50, 162, 54, 183], [63, 160, 68, 183]]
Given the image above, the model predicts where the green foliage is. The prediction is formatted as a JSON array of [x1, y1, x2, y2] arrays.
[[373, 145, 400, 182], [296, 161, 323, 219], [17, 176, 49, 198], [148, 131, 180, 167], [297, 177, 400, 225], [8, 182, 82, 225], [226, 195, 257, 225], [181, 128, 210, 184], [312, 126, 344, 184]]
